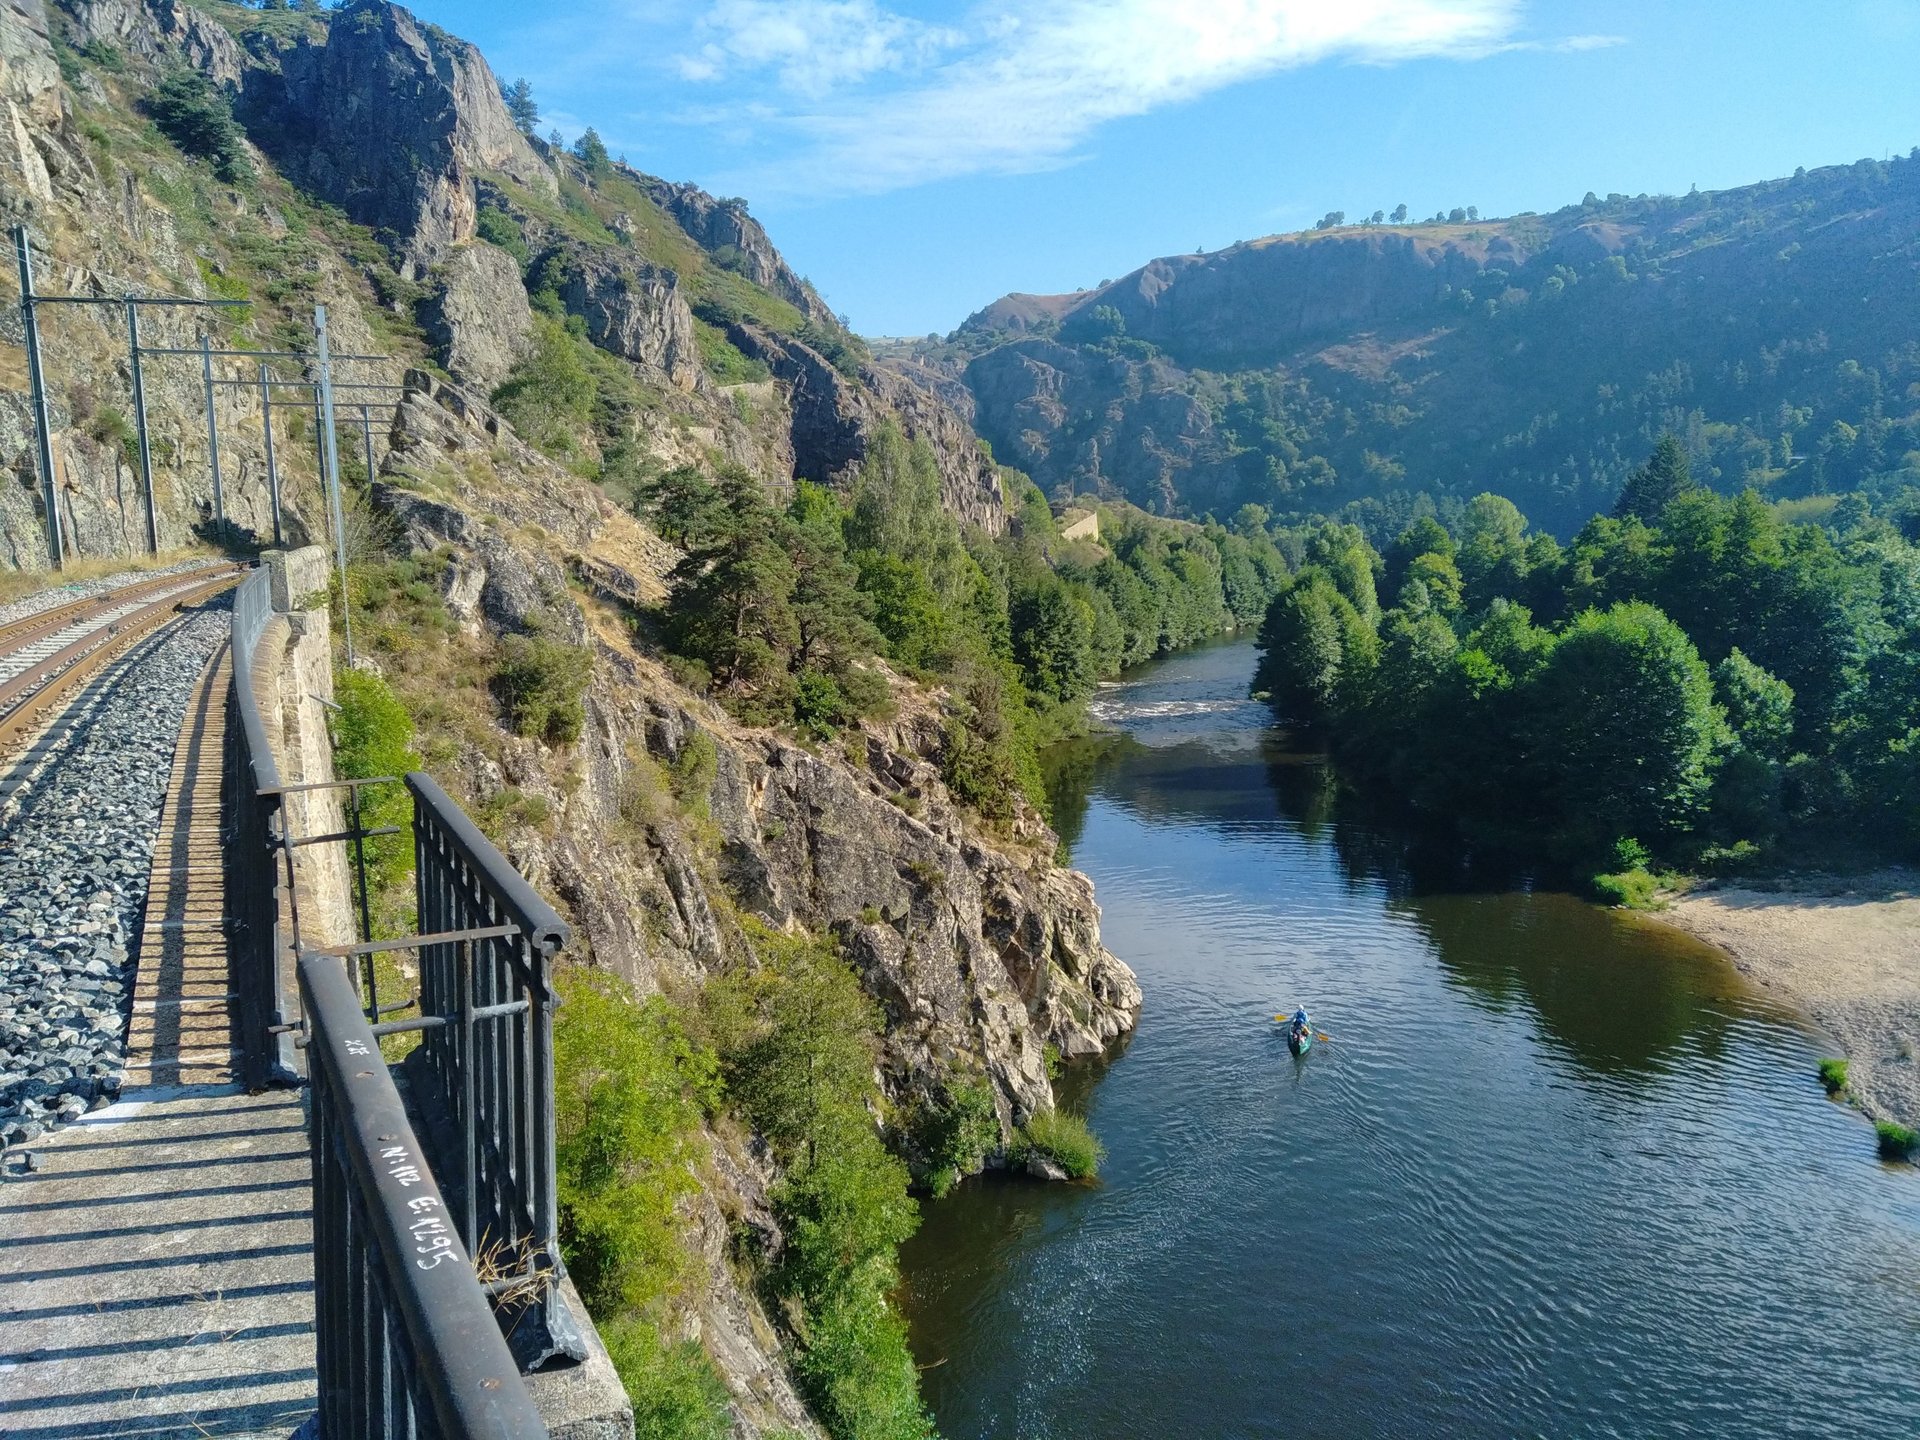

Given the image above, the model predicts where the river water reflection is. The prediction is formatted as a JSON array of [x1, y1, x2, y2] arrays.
[[898, 637, 1920, 1439]]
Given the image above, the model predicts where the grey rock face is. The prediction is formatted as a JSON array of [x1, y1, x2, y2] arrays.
[[62, 0, 244, 88], [242, 0, 553, 269], [965, 338, 1227, 514], [730, 323, 1007, 535], [421, 241, 533, 395], [535, 248, 700, 390], [624, 171, 832, 326]]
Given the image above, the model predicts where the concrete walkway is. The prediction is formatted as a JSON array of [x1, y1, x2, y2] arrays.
[[0, 643, 317, 1438]]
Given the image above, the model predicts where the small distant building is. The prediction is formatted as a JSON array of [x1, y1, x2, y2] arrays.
[[1058, 507, 1099, 544]]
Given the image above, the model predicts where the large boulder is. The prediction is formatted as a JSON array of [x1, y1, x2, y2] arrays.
[[420, 241, 532, 396]]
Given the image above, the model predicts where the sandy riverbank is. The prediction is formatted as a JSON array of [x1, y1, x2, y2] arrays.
[[1656, 871, 1920, 1129]]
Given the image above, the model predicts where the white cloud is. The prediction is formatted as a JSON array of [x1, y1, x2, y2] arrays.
[[677, 0, 966, 98], [689, 0, 1545, 196]]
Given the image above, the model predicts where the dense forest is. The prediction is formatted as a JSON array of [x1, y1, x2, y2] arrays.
[[636, 426, 1292, 821], [936, 154, 1920, 537], [1251, 437, 1920, 896]]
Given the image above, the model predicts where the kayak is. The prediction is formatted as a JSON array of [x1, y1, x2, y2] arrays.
[[1287, 1025, 1312, 1057]]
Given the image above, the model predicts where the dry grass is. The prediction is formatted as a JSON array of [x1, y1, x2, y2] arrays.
[[0, 545, 222, 607]]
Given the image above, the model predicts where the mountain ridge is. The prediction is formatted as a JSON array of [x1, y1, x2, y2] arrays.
[[933, 156, 1920, 534]]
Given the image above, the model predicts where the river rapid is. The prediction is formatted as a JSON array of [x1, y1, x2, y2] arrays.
[[898, 637, 1920, 1439]]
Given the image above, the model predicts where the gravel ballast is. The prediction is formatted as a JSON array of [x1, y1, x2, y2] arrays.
[[0, 604, 230, 1147]]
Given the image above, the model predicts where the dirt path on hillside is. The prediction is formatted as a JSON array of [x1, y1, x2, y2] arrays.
[[1656, 871, 1920, 1129]]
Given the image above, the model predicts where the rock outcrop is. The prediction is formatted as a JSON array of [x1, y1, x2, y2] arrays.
[[240, 0, 553, 270], [369, 380, 1139, 1431], [626, 172, 833, 326], [421, 241, 533, 395], [731, 323, 1007, 533], [534, 246, 701, 390]]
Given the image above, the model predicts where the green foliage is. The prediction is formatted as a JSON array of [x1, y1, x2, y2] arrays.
[[1876, 1120, 1917, 1161], [602, 1319, 732, 1440], [1018, 1109, 1105, 1180], [915, 1079, 1000, 1194], [555, 971, 718, 1315], [1255, 451, 1920, 868], [647, 466, 886, 734], [694, 319, 770, 383], [573, 126, 612, 176], [145, 69, 251, 184], [491, 315, 598, 458], [1818, 1058, 1849, 1095], [494, 633, 592, 744], [330, 669, 419, 896], [703, 924, 933, 1440], [475, 205, 532, 270], [1591, 867, 1660, 909], [501, 77, 540, 135], [1613, 434, 1699, 523]]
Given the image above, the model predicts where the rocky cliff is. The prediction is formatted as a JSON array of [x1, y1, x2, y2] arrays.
[[368, 370, 1138, 1431]]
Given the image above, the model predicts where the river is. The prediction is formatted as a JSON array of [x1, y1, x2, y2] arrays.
[[898, 637, 1920, 1439]]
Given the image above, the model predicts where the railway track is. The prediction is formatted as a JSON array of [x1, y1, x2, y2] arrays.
[[0, 563, 247, 751]]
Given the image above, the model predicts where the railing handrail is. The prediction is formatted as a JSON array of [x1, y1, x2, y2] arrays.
[[300, 949, 549, 1438], [406, 771, 569, 964]]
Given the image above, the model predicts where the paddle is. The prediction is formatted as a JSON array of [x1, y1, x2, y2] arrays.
[[1271, 1014, 1333, 1043]]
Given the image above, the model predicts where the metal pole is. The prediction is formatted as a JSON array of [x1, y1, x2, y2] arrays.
[[127, 297, 158, 555], [359, 405, 376, 490], [200, 332, 225, 540], [14, 226, 64, 569], [259, 363, 282, 547], [315, 305, 355, 664]]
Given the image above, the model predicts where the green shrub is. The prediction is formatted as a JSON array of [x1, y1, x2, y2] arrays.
[[1592, 867, 1660, 910], [1818, 1058, 1849, 1095], [330, 669, 419, 898], [601, 1318, 731, 1440], [145, 69, 251, 183], [915, 1079, 999, 1195], [1876, 1121, 1917, 1161], [555, 971, 718, 1316], [475, 205, 531, 270], [702, 924, 932, 1440], [792, 1288, 934, 1440], [670, 731, 718, 815], [494, 633, 592, 744], [1019, 1108, 1105, 1180]]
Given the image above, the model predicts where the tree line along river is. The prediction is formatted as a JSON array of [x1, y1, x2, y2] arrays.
[[898, 636, 1920, 1440]]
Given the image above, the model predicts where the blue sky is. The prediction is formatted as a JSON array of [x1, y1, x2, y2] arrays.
[[411, 0, 1920, 337]]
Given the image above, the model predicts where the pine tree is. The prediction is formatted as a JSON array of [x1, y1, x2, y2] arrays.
[[1612, 434, 1697, 523], [573, 126, 610, 177], [502, 78, 538, 133]]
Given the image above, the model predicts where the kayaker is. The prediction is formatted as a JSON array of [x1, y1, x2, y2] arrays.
[[1288, 1008, 1310, 1040]]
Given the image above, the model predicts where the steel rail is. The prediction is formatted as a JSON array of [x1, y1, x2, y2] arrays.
[[0, 562, 244, 660], [0, 570, 244, 749]]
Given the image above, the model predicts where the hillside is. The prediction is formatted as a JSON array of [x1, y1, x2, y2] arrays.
[[0, 2, 1154, 1435], [933, 160, 1920, 535], [0, 0, 1006, 567]]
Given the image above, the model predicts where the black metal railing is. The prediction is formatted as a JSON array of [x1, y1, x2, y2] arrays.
[[301, 947, 547, 1439], [228, 560, 567, 1431], [226, 566, 297, 1088]]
